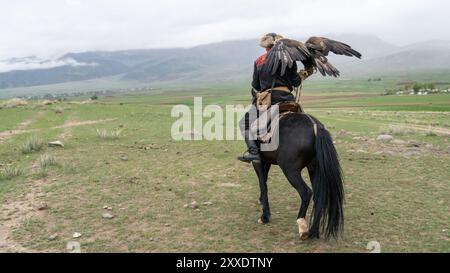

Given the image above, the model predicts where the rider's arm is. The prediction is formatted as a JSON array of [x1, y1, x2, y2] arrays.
[[251, 62, 261, 91]]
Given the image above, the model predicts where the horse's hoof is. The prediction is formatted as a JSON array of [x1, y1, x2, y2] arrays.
[[297, 218, 310, 240], [258, 216, 270, 224], [300, 231, 310, 241]]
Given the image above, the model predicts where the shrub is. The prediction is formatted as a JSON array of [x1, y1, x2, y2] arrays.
[[39, 154, 59, 169], [0, 165, 23, 181], [96, 129, 122, 139], [21, 136, 45, 154]]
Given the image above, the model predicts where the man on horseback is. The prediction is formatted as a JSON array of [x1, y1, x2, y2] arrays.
[[238, 33, 313, 163], [235, 33, 360, 239]]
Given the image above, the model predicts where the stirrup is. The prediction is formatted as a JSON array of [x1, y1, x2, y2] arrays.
[[237, 150, 261, 163]]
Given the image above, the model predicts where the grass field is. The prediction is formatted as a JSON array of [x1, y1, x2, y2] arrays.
[[0, 87, 449, 252]]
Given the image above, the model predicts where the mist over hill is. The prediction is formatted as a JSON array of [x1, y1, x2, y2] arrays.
[[1, 34, 450, 96]]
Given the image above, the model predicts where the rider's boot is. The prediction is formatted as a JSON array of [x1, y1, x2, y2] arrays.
[[238, 137, 261, 163]]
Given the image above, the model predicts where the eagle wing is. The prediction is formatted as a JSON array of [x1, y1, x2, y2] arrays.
[[304, 36, 362, 77], [264, 36, 362, 77], [305, 37, 362, 58], [264, 38, 311, 76]]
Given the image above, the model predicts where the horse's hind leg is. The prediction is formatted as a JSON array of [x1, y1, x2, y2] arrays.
[[253, 162, 271, 224], [281, 166, 312, 240]]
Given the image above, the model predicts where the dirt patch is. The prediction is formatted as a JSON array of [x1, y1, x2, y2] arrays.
[[0, 128, 40, 140], [0, 118, 117, 142], [391, 124, 450, 136], [56, 118, 115, 140], [0, 178, 51, 253], [53, 118, 117, 130], [343, 135, 449, 158]]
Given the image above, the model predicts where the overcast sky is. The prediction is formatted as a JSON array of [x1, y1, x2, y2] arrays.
[[1, 0, 449, 59]]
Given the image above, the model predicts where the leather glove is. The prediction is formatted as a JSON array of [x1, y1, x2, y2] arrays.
[[298, 69, 310, 81], [298, 67, 314, 81]]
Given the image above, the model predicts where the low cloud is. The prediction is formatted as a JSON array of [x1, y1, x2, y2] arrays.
[[0, 57, 97, 73]]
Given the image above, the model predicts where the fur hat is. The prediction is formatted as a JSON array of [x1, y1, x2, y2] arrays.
[[259, 33, 284, 48]]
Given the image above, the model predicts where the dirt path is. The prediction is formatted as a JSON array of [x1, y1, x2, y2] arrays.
[[328, 116, 450, 136], [392, 123, 450, 136], [0, 118, 117, 141], [0, 112, 45, 142], [53, 118, 117, 130]]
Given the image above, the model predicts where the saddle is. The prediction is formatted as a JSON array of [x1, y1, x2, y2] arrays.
[[250, 101, 303, 143], [278, 101, 302, 113]]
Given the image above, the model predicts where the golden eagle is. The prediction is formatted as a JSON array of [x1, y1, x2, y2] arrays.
[[264, 36, 362, 77]]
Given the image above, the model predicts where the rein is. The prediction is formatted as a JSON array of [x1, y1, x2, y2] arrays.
[[294, 83, 317, 137]]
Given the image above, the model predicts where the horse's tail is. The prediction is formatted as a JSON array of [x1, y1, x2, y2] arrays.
[[309, 125, 344, 239]]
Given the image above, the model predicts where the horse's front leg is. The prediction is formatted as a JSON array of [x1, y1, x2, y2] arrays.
[[253, 162, 271, 224]]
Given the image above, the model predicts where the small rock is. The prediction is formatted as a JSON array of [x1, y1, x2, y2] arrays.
[[48, 233, 58, 241], [376, 134, 393, 142], [103, 205, 112, 210], [183, 204, 188, 208], [37, 202, 48, 210], [72, 232, 82, 238], [407, 141, 421, 147], [202, 201, 213, 206], [120, 155, 128, 161], [392, 139, 407, 145], [356, 149, 367, 153], [190, 201, 198, 209], [102, 212, 114, 219], [48, 140, 64, 148], [164, 223, 170, 227]]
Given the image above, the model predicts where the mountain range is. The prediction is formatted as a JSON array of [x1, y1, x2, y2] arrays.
[[1, 34, 450, 94]]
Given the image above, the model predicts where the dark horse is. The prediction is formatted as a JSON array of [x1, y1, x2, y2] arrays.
[[253, 112, 344, 239]]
